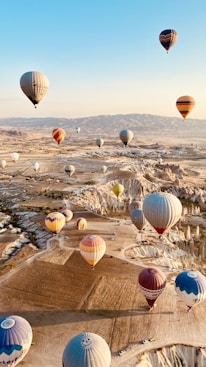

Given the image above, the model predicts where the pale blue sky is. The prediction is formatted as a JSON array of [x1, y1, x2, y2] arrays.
[[0, 0, 206, 119]]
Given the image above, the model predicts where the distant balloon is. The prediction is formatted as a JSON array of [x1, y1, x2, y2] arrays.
[[10, 152, 19, 163], [159, 29, 178, 52], [0, 315, 32, 367], [176, 95, 195, 119], [96, 138, 104, 148], [76, 217, 87, 230], [79, 235, 106, 268], [129, 200, 143, 212], [101, 165, 107, 173], [119, 129, 134, 146], [143, 192, 182, 234], [175, 270, 206, 311], [45, 212, 65, 234], [52, 128, 66, 144], [31, 162, 39, 171], [112, 183, 124, 198], [131, 208, 146, 231], [138, 267, 167, 309], [0, 160, 6, 169], [62, 209, 73, 223], [62, 332, 111, 367], [65, 164, 75, 177], [76, 127, 80, 133], [20, 71, 49, 107]]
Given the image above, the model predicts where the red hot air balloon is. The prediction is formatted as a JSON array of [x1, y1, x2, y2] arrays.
[[138, 267, 167, 310]]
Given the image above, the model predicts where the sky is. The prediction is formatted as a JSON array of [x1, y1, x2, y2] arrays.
[[0, 0, 206, 119]]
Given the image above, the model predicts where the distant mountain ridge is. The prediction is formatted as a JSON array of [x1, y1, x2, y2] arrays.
[[0, 113, 205, 140]]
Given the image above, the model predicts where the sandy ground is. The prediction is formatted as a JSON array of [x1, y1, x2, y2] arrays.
[[1, 125, 206, 366]]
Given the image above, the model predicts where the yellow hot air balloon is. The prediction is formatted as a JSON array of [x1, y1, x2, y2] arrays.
[[112, 183, 124, 198], [52, 128, 66, 144], [20, 71, 49, 108], [176, 96, 195, 119], [45, 212, 65, 234], [79, 235, 106, 268]]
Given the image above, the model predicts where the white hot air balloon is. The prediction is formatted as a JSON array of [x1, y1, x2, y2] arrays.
[[10, 152, 19, 163], [20, 71, 49, 108], [143, 192, 182, 234], [0, 160, 6, 169], [119, 129, 134, 146], [96, 138, 104, 148], [31, 162, 40, 171]]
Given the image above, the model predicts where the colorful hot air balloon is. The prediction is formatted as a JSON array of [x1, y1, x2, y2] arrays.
[[0, 315, 32, 366], [10, 152, 19, 163], [159, 29, 178, 52], [96, 138, 104, 148], [138, 267, 167, 309], [131, 208, 146, 231], [20, 71, 49, 108], [62, 332, 111, 367], [45, 212, 65, 234], [79, 235, 106, 268], [119, 129, 134, 146], [31, 162, 39, 171], [176, 95, 195, 119], [175, 270, 206, 311], [112, 183, 124, 198], [143, 192, 182, 234], [65, 164, 75, 177], [52, 128, 66, 144], [62, 209, 73, 223], [0, 160, 6, 169]]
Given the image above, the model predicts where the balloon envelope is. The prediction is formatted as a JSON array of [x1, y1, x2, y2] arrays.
[[31, 162, 39, 171], [112, 183, 124, 198], [96, 138, 104, 148], [138, 267, 167, 308], [176, 95, 195, 119], [143, 192, 182, 234], [0, 315, 32, 367], [0, 160, 6, 169], [65, 164, 75, 176], [10, 153, 19, 163], [175, 270, 206, 310], [119, 129, 133, 146], [131, 208, 146, 231], [62, 332, 111, 367], [79, 235, 106, 267], [62, 209, 73, 223], [52, 128, 66, 144], [101, 165, 107, 173], [45, 212, 65, 233], [159, 29, 178, 52], [20, 71, 49, 107], [76, 127, 80, 133]]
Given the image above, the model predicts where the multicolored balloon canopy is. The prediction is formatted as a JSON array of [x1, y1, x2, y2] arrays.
[[62, 332, 111, 367], [0, 315, 32, 367], [176, 95, 195, 119], [45, 212, 66, 234], [159, 29, 178, 52], [138, 267, 167, 309], [52, 128, 66, 144], [79, 235, 106, 268]]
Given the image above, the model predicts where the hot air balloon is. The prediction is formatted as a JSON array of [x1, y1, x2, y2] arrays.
[[175, 270, 206, 311], [20, 71, 49, 107], [76, 127, 80, 133], [62, 209, 73, 223], [119, 129, 134, 146], [31, 162, 39, 171], [176, 95, 195, 119], [129, 200, 143, 212], [0, 315, 32, 366], [45, 212, 65, 234], [10, 152, 19, 163], [112, 183, 124, 198], [52, 128, 66, 144], [159, 29, 178, 52], [0, 160, 6, 169], [96, 138, 104, 148], [138, 267, 167, 309], [101, 165, 107, 173], [79, 235, 106, 268], [65, 164, 75, 177], [76, 217, 87, 230], [131, 208, 146, 231], [143, 192, 182, 234], [62, 332, 111, 367]]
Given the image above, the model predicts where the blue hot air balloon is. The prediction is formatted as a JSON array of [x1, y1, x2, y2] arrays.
[[175, 270, 206, 311], [0, 315, 33, 366], [62, 332, 111, 367]]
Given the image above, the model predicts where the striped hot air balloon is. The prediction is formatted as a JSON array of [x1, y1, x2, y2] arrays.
[[159, 29, 178, 52], [175, 270, 206, 311], [176, 95, 195, 119], [119, 129, 134, 146], [45, 212, 65, 234], [0, 315, 32, 367], [79, 235, 106, 268], [138, 267, 167, 309], [20, 71, 49, 108], [52, 128, 66, 144], [143, 192, 182, 234], [62, 332, 111, 367]]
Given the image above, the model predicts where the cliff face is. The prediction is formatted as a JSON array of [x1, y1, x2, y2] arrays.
[[137, 345, 206, 367]]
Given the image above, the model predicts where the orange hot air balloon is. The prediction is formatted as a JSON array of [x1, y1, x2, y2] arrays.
[[79, 235, 106, 268], [138, 267, 167, 309], [176, 96, 195, 119], [52, 128, 66, 144], [45, 212, 65, 233]]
